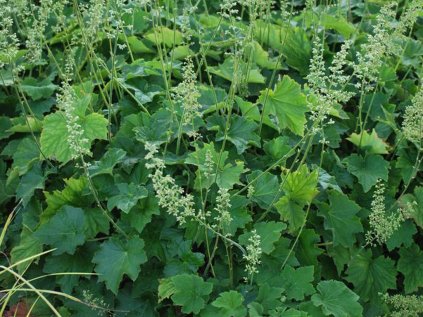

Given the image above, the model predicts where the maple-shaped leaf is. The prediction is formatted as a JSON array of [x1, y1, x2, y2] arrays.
[[259, 76, 308, 136], [399, 186, 423, 229], [246, 171, 280, 209], [275, 165, 318, 231], [345, 250, 397, 301], [311, 280, 363, 317], [239, 221, 286, 255], [280, 266, 315, 300], [35, 206, 86, 255], [296, 229, 323, 267], [344, 154, 389, 192], [159, 274, 213, 314], [212, 291, 247, 317], [347, 129, 389, 154], [107, 183, 148, 213], [186, 142, 245, 189], [40, 112, 108, 164], [207, 114, 260, 154], [398, 245, 423, 293], [319, 191, 363, 247], [93, 236, 147, 294]]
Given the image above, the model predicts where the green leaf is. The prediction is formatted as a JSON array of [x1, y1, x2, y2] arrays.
[[44, 250, 94, 293], [93, 236, 147, 294], [35, 206, 86, 255], [280, 27, 311, 75], [42, 177, 91, 222], [40, 111, 108, 163], [88, 148, 127, 177], [246, 171, 279, 209], [345, 154, 389, 192], [12, 138, 40, 175], [319, 191, 363, 247], [144, 26, 183, 47], [280, 266, 315, 300], [347, 130, 389, 154], [20, 77, 57, 101], [345, 250, 397, 301], [259, 76, 308, 136], [212, 291, 247, 317], [399, 187, 423, 229], [311, 280, 363, 317], [207, 115, 260, 154], [398, 245, 423, 294], [296, 229, 323, 267], [11, 228, 43, 274], [186, 143, 244, 189], [239, 221, 286, 255], [385, 220, 417, 251], [275, 165, 318, 231], [163, 274, 213, 314], [208, 57, 265, 84], [107, 183, 148, 213], [16, 164, 45, 206]]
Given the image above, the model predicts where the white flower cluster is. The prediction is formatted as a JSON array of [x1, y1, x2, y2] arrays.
[[381, 293, 423, 317], [213, 188, 232, 234], [243, 229, 262, 279], [402, 85, 423, 146], [57, 58, 90, 160], [365, 180, 404, 246], [172, 57, 201, 127], [25, 0, 54, 63], [145, 142, 196, 224], [307, 37, 353, 128], [0, 15, 20, 70]]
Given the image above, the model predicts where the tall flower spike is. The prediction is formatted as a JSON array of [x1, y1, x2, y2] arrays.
[[172, 56, 201, 126], [243, 229, 262, 280], [402, 85, 423, 146], [365, 180, 404, 246]]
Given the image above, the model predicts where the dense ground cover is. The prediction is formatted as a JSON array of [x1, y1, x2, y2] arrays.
[[1, 0, 423, 316]]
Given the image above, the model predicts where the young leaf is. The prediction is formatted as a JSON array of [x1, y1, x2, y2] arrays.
[[93, 236, 147, 294], [347, 130, 389, 154]]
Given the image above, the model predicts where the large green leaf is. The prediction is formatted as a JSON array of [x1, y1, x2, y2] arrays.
[[20, 77, 57, 101], [93, 236, 147, 294], [207, 114, 260, 154], [280, 266, 315, 300], [246, 171, 280, 209], [159, 274, 213, 314], [398, 245, 423, 294], [107, 183, 148, 213], [35, 206, 86, 255], [345, 154, 389, 192], [311, 280, 363, 317], [319, 191, 363, 247], [186, 142, 245, 189], [40, 111, 108, 163], [239, 221, 286, 255], [345, 250, 397, 301], [259, 76, 308, 136], [212, 291, 247, 317]]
